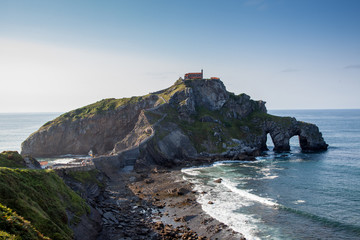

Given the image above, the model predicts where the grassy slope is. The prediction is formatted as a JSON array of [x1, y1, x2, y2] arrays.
[[41, 96, 143, 130], [66, 169, 104, 188], [0, 203, 50, 240], [39, 78, 187, 131], [0, 166, 90, 240], [0, 152, 26, 168]]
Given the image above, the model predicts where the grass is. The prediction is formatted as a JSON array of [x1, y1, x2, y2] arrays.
[[40, 79, 187, 130], [0, 167, 90, 240], [41, 96, 145, 129], [0, 203, 50, 240], [0, 152, 26, 168], [247, 111, 294, 129], [143, 110, 164, 125], [66, 169, 104, 188], [158, 80, 186, 103]]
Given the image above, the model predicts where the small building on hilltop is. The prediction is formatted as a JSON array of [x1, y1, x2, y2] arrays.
[[184, 69, 203, 80]]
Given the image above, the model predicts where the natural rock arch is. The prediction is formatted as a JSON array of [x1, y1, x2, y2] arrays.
[[262, 118, 328, 152]]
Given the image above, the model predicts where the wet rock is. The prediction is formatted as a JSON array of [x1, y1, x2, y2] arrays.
[[145, 178, 154, 184], [103, 212, 117, 222], [168, 187, 189, 196], [213, 178, 222, 183]]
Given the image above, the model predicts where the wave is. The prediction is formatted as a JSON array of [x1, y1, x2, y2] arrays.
[[221, 179, 279, 207], [181, 159, 260, 173], [193, 180, 262, 240], [212, 160, 256, 166]]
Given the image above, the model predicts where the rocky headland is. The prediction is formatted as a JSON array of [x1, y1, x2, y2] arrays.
[[21, 78, 327, 164]]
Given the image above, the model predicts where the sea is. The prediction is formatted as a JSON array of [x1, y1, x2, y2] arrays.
[[0, 112, 88, 166], [1, 110, 360, 239]]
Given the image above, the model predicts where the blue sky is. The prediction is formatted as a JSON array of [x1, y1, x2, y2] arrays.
[[1, 0, 360, 112]]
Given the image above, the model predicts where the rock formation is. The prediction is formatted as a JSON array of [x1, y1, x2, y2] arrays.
[[21, 78, 328, 167]]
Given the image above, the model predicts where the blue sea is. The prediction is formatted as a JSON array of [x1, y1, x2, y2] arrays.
[[0, 112, 91, 166], [182, 109, 360, 240], [1, 110, 360, 239], [0, 112, 60, 153]]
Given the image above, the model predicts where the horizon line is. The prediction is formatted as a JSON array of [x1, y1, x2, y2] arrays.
[[1, 108, 360, 114]]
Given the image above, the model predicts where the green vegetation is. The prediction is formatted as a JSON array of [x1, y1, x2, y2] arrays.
[[160, 104, 285, 153], [144, 110, 164, 125], [248, 111, 294, 129], [0, 168, 89, 240], [38, 79, 187, 131], [39, 79, 187, 131], [0, 151, 26, 168], [66, 169, 104, 188], [41, 96, 145, 129], [158, 79, 186, 103], [0, 203, 50, 240]]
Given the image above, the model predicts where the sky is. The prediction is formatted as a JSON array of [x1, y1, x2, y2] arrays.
[[1, 0, 360, 112]]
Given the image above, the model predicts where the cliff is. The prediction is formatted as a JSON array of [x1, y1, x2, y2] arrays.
[[21, 78, 328, 167]]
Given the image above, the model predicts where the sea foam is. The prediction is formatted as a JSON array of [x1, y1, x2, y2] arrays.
[[221, 179, 279, 207]]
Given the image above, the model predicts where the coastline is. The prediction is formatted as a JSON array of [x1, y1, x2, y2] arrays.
[[129, 165, 245, 239], [90, 163, 246, 239]]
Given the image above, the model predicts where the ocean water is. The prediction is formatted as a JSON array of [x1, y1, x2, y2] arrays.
[[0, 113, 60, 153], [0, 112, 82, 166], [182, 109, 360, 240]]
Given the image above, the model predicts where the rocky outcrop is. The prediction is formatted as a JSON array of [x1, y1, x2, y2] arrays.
[[21, 78, 327, 166], [262, 117, 328, 152]]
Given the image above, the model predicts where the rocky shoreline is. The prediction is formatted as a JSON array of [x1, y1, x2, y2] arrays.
[[130, 166, 245, 239], [66, 163, 245, 240]]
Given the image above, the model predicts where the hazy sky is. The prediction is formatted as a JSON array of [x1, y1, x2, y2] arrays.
[[1, 0, 360, 112]]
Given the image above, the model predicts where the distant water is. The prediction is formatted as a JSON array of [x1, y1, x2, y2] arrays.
[[0, 113, 60, 152], [0, 112, 84, 166], [182, 109, 360, 240]]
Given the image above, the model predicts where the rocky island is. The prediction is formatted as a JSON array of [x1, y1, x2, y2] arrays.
[[22, 76, 327, 164], [11, 75, 328, 239]]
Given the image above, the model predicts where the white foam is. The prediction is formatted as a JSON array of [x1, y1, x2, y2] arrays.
[[260, 175, 278, 180], [181, 169, 201, 176], [52, 158, 77, 164], [213, 160, 252, 166], [181, 164, 280, 239], [182, 160, 258, 173], [293, 199, 306, 204], [221, 179, 279, 207], [193, 180, 261, 240], [258, 168, 279, 180]]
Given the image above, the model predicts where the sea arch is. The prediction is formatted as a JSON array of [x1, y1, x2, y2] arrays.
[[262, 119, 328, 152]]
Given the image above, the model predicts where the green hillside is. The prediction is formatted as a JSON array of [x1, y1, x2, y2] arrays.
[[0, 165, 89, 239]]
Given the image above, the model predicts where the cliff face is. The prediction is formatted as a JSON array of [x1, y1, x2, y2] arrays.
[[21, 78, 327, 164], [21, 95, 160, 157]]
